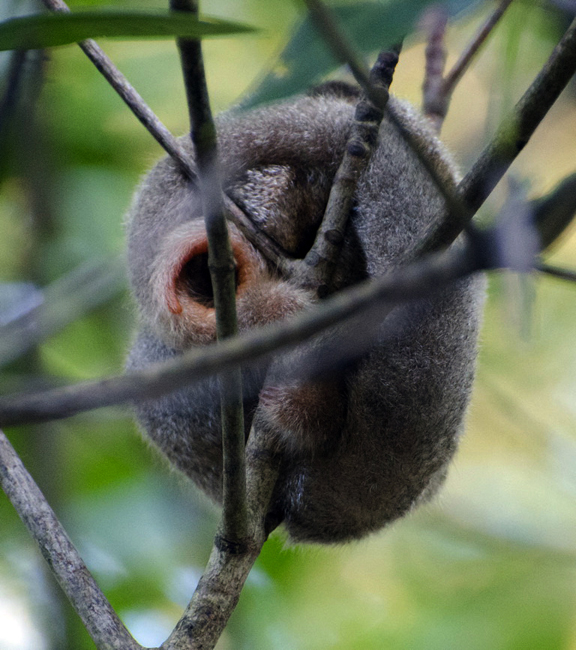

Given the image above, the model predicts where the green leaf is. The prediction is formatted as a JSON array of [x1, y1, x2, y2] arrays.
[[244, 0, 483, 109], [0, 11, 257, 51]]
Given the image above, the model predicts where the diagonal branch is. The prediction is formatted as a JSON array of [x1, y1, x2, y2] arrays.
[[303, 0, 470, 238], [40, 0, 192, 176], [170, 0, 246, 546], [417, 16, 576, 255], [423, 0, 515, 130], [303, 0, 375, 98], [443, 0, 515, 97], [459, 16, 576, 218], [0, 428, 143, 650], [533, 173, 576, 249], [0, 240, 487, 429], [290, 46, 401, 296], [39, 0, 288, 272], [0, 258, 125, 368], [538, 263, 576, 282]]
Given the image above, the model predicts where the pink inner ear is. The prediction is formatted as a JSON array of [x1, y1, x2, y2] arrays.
[[165, 237, 210, 315], [161, 227, 261, 318]]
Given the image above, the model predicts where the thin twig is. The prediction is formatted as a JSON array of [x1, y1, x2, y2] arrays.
[[170, 0, 247, 546], [459, 17, 576, 217], [39, 0, 288, 274], [443, 0, 515, 96], [0, 241, 485, 428], [422, 6, 448, 131], [303, 0, 375, 100], [538, 263, 576, 282], [292, 46, 401, 296], [0, 429, 143, 650], [415, 16, 576, 255], [0, 258, 126, 368], [303, 0, 471, 240], [0, 49, 28, 145], [533, 173, 576, 250], [40, 0, 193, 175], [425, 0, 515, 131], [162, 425, 280, 650]]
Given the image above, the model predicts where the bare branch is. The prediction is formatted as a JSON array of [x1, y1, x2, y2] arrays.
[[303, 0, 470, 238], [0, 49, 28, 145], [422, 6, 448, 130], [170, 0, 247, 545], [302, 0, 375, 100], [292, 46, 400, 296], [162, 425, 280, 650], [424, 0, 515, 132], [0, 241, 485, 428], [414, 16, 576, 255], [0, 258, 125, 368], [0, 428, 143, 650], [39, 0, 192, 176], [533, 173, 576, 250], [38, 0, 288, 274], [538, 263, 576, 282], [459, 17, 576, 217], [443, 0, 515, 96]]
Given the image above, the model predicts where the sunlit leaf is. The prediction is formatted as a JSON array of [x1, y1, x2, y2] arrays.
[[0, 11, 256, 51], [245, 0, 484, 108]]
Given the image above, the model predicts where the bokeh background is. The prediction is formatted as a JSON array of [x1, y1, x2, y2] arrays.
[[2, 0, 576, 648]]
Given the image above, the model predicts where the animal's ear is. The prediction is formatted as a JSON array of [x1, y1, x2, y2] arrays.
[[150, 221, 267, 346]]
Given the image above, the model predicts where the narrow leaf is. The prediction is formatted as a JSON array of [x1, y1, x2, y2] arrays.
[[0, 11, 256, 51], [245, 0, 483, 108]]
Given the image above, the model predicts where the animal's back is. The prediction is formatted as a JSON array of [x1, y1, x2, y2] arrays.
[[126, 88, 485, 544]]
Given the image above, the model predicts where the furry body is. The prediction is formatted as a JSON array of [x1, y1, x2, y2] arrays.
[[126, 88, 485, 543]]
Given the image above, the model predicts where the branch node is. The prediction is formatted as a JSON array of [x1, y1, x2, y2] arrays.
[[214, 534, 248, 555]]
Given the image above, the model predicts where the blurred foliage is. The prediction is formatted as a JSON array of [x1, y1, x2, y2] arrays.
[[243, 0, 484, 108], [1, 0, 576, 649]]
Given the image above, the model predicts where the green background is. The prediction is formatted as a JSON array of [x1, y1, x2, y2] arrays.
[[2, 1, 576, 648]]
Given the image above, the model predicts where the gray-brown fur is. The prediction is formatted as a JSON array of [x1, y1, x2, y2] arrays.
[[126, 86, 485, 544]]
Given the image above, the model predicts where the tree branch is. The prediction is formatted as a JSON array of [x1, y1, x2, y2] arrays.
[[414, 15, 576, 255], [0, 428, 143, 650], [0, 49, 28, 145], [423, 0, 514, 131], [39, 0, 191, 177], [302, 0, 375, 99], [0, 240, 486, 428], [303, 0, 470, 239], [422, 6, 448, 131], [161, 425, 280, 650], [538, 263, 576, 282], [291, 46, 401, 296], [443, 0, 515, 97], [0, 258, 126, 368], [459, 16, 576, 217], [170, 0, 246, 546], [39, 0, 289, 274], [533, 173, 576, 250]]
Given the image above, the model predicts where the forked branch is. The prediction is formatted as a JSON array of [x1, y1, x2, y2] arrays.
[[0, 429, 142, 650], [423, 0, 515, 130], [39, 0, 288, 272]]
